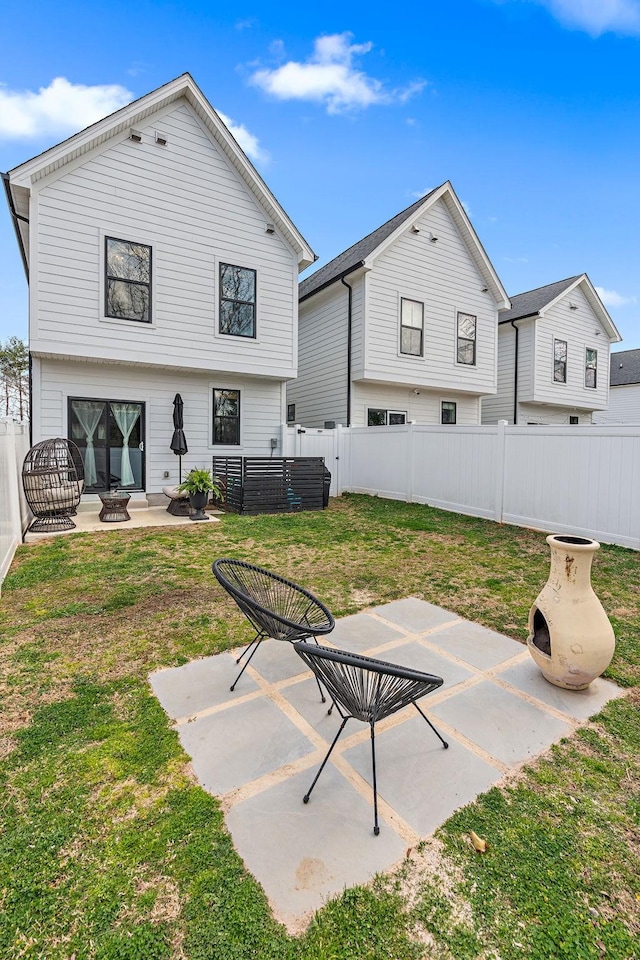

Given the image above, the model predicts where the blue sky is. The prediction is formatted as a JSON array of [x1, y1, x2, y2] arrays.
[[1, 0, 640, 348]]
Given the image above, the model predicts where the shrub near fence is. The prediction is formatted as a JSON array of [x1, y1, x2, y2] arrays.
[[0, 420, 30, 590]]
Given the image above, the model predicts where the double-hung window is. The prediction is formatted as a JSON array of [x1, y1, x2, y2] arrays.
[[213, 389, 240, 444], [287, 403, 295, 423], [105, 237, 151, 322], [457, 312, 476, 365], [441, 401, 457, 424], [554, 339, 567, 383], [219, 263, 256, 337], [585, 348, 597, 389], [400, 299, 424, 356]]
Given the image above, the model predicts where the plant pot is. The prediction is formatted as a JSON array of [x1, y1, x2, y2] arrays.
[[188, 490, 210, 521], [527, 535, 615, 690]]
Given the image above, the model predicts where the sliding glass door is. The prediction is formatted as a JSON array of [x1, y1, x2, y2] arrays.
[[69, 398, 145, 492]]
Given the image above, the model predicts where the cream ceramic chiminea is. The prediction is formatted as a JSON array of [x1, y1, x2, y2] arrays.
[[528, 535, 615, 690]]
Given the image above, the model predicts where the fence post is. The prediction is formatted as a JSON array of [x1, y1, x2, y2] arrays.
[[406, 422, 415, 503], [495, 420, 507, 523], [334, 425, 342, 495]]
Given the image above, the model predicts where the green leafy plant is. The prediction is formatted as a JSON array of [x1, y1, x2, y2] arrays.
[[177, 467, 221, 498]]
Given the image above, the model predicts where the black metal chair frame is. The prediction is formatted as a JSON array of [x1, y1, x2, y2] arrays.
[[294, 641, 448, 835], [22, 438, 85, 533], [212, 559, 336, 700]]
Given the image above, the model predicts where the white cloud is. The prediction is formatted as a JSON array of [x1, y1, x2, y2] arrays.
[[461, 200, 473, 217], [410, 186, 436, 199], [0, 77, 133, 139], [595, 286, 637, 307], [215, 109, 266, 162], [497, 0, 640, 37], [250, 32, 425, 113]]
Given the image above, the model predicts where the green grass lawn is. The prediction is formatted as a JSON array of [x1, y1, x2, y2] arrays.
[[1, 495, 639, 959]]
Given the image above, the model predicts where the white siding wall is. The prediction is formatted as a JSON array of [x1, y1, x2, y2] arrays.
[[364, 198, 498, 394], [532, 286, 610, 410], [351, 382, 480, 427], [482, 323, 515, 423], [594, 383, 640, 424], [518, 403, 592, 425], [287, 283, 348, 428], [36, 358, 284, 493], [31, 101, 298, 379], [517, 318, 535, 401]]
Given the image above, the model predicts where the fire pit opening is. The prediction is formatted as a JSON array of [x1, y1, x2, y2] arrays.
[[531, 606, 551, 656], [554, 536, 593, 546]]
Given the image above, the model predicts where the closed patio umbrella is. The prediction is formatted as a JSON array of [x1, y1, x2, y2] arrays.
[[170, 393, 188, 483]]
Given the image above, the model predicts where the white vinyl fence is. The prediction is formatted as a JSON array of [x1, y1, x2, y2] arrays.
[[284, 421, 640, 550], [0, 420, 30, 590]]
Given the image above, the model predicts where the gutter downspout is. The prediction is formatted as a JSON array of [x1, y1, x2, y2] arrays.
[[510, 319, 519, 424], [2, 173, 29, 281], [341, 277, 353, 426]]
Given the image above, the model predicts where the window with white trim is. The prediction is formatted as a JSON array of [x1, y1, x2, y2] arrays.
[[287, 403, 295, 422], [457, 312, 476, 365], [219, 263, 256, 338], [105, 237, 151, 322], [213, 389, 240, 444], [585, 348, 597, 389], [367, 409, 407, 426], [441, 401, 457, 424], [554, 339, 567, 383], [400, 299, 424, 356]]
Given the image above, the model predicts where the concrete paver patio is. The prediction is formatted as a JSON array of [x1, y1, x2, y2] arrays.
[[150, 597, 623, 931]]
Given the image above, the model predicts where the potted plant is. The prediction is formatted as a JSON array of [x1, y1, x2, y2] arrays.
[[178, 468, 221, 521]]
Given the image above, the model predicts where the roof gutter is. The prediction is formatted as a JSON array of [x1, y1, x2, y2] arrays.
[[2, 173, 29, 281], [341, 277, 353, 427], [300, 262, 364, 304]]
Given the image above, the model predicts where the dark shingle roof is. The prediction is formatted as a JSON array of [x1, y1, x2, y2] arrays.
[[299, 187, 440, 301], [610, 348, 640, 386], [499, 276, 581, 323]]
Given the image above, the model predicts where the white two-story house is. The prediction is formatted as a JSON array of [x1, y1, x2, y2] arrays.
[[4, 74, 315, 497], [287, 182, 510, 429], [482, 275, 621, 425], [594, 348, 640, 424]]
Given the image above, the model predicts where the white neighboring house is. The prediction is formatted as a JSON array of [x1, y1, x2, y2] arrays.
[[287, 182, 510, 430], [482, 275, 621, 425], [3, 74, 315, 498], [593, 348, 640, 424]]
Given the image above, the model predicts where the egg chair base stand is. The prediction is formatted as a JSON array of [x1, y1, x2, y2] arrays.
[[295, 641, 448, 835]]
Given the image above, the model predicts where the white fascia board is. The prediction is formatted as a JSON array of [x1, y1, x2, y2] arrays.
[[539, 274, 621, 343], [363, 181, 511, 310], [8, 73, 316, 272]]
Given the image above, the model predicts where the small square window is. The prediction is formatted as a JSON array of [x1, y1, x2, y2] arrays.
[[569, 416, 579, 424], [105, 237, 151, 322], [287, 403, 295, 422], [367, 408, 407, 426], [213, 389, 240, 444], [457, 312, 476, 365], [441, 401, 457, 424], [554, 339, 567, 383], [219, 264, 256, 338], [585, 348, 597, 388], [400, 299, 424, 357]]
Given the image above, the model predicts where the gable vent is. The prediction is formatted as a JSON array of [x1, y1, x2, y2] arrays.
[[155, 131, 167, 146], [129, 129, 142, 142]]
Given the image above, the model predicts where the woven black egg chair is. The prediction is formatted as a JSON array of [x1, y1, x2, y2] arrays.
[[22, 438, 85, 532]]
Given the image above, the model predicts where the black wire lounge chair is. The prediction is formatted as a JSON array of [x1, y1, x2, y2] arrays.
[[294, 641, 448, 835], [212, 559, 335, 698]]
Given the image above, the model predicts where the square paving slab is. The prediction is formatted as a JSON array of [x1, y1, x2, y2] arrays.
[[150, 596, 623, 930]]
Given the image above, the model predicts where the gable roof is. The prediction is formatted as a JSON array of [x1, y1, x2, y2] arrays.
[[610, 348, 640, 386], [299, 181, 510, 308], [498, 276, 580, 323], [499, 273, 621, 342], [5, 73, 315, 272]]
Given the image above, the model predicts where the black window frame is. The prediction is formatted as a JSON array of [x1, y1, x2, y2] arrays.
[[456, 312, 477, 366], [554, 339, 567, 383], [212, 388, 241, 445], [569, 416, 579, 424], [441, 400, 457, 424], [219, 263, 257, 339], [287, 403, 295, 423], [400, 298, 424, 357], [67, 396, 146, 492], [367, 408, 407, 426], [585, 348, 597, 389], [105, 236, 152, 323]]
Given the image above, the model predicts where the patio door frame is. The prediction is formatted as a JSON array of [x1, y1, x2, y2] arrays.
[[68, 396, 146, 493]]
